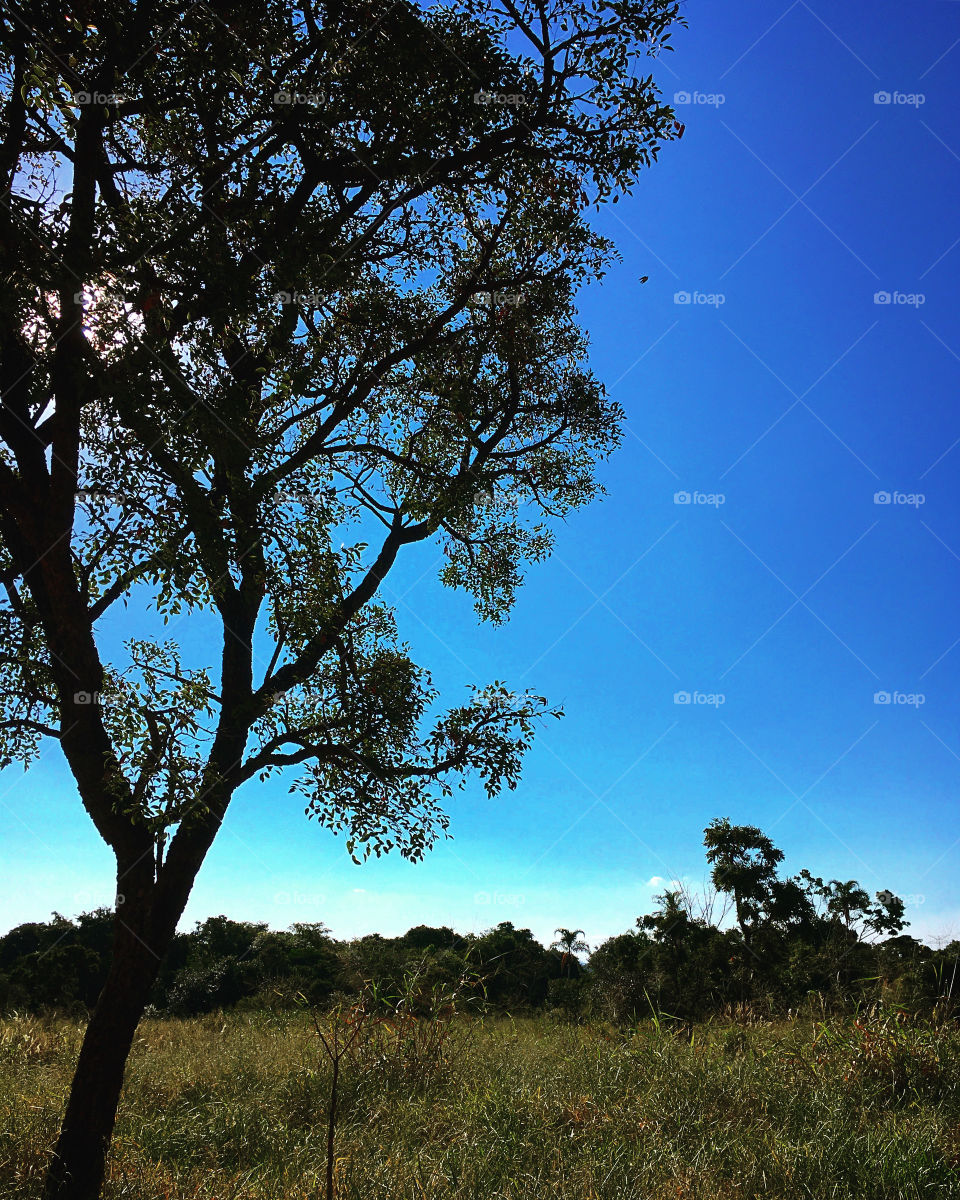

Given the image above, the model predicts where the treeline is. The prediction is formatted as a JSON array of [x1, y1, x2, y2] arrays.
[[589, 817, 955, 1023], [0, 911, 567, 1016], [2, 820, 957, 1021]]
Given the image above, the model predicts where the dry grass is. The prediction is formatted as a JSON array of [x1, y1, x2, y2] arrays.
[[2, 1009, 959, 1199]]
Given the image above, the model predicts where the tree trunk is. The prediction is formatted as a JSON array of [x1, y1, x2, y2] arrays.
[[39, 677, 243, 1198], [42, 905, 166, 1200]]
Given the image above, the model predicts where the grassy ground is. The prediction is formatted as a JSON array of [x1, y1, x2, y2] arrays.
[[1, 1008, 959, 1199]]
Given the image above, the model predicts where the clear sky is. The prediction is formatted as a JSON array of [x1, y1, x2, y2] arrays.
[[3, 0, 960, 953]]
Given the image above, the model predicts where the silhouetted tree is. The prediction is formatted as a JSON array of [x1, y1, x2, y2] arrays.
[[703, 819, 784, 946], [551, 928, 588, 977], [0, 0, 684, 1193]]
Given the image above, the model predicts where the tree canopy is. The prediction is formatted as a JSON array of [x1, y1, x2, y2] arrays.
[[0, 0, 684, 876]]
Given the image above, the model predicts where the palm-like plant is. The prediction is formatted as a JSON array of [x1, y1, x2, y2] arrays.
[[552, 928, 589, 978]]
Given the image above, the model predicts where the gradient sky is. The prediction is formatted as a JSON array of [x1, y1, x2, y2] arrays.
[[3, 0, 960, 953]]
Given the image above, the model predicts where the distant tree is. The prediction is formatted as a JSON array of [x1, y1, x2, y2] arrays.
[[0, 914, 74, 970], [637, 889, 735, 1018], [163, 956, 248, 1016], [587, 929, 656, 1022], [250, 923, 340, 1005], [551, 928, 588, 977], [867, 890, 907, 938], [799, 872, 906, 940], [475, 921, 561, 1008], [0, 910, 116, 1011], [189, 915, 268, 963], [671, 878, 733, 927], [639, 890, 690, 944], [338, 934, 409, 998], [763, 877, 816, 935], [400, 925, 463, 952], [703, 819, 785, 945], [0, 0, 684, 1193]]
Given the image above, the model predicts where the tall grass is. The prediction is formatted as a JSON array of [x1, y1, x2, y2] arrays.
[[2, 1007, 959, 1199]]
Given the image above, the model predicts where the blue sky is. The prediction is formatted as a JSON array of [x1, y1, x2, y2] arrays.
[[3, 0, 960, 952]]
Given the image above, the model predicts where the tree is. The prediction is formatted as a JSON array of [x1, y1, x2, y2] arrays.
[[797, 872, 906, 992], [0, 1, 683, 1193], [587, 929, 655, 1022], [551, 927, 588, 977], [159, 914, 266, 1013], [473, 921, 561, 1008], [636, 889, 735, 1017], [703, 818, 785, 945], [400, 924, 463, 952], [798, 871, 906, 940], [0, 909, 114, 1011]]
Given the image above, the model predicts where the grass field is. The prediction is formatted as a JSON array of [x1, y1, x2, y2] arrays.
[[2, 1008, 959, 1199]]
